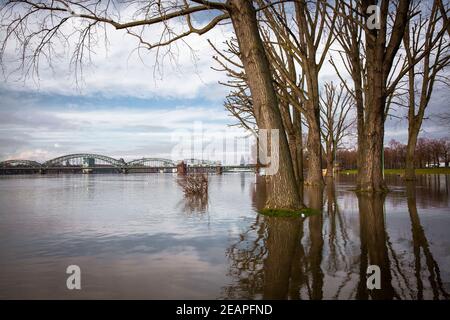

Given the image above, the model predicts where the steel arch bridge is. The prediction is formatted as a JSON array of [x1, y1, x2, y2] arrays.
[[0, 153, 256, 175], [0, 159, 42, 168], [127, 158, 176, 167], [42, 153, 126, 168]]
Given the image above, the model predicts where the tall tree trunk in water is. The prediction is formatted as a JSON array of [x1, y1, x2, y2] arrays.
[[404, 39, 421, 181], [359, 90, 387, 192], [287, 53, 304, 184], [306, 109, 324, 186], [358, 0, 410, 193], [360, 28, 387, 192], [325, 140, 334, 178], [294, 1, 326, 187], [404, 23, 420, 181], [288, 133, 299, 184], [229, 0, 302, 209], [294, 107, 304, 183], [402, 2, 448, 180], [405, 122, 421, 181], [279, 91, 300, 184], [354, 66, 366, 188]]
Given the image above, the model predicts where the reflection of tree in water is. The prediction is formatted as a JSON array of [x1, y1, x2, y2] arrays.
[[178, 193, 208, 214], [406, 182, 449, 300], [357, 193, 397, 299], [323, 180, 355, 299], [222, 214, 267, 299], [223, 178, 449, 300], [264, 216, 303, 299], [222, 184, 324, 300], [222, 213, 307, 300], [414, 175, 450, 209], [384, 175, 449, 209], [354, 188, 447, 300], [302, 186, 325, 300]]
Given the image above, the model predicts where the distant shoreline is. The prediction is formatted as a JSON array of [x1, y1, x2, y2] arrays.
[[340, 168, 450, 175]]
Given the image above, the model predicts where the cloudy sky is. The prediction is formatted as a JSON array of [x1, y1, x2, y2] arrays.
[[0, 7, 448, 164]]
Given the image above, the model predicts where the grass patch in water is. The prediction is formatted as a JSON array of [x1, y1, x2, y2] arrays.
[[260, 207, 320, 218]]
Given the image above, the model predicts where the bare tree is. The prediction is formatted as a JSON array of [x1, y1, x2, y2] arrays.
[[319, 82, 355, 178], [330, 0, 448, 192], [402, 0, 450, 180], [210, 13, 308, 185], [210, 38, 257, 134], [0, 0, 304, 210], [258, 0, 338, 186]]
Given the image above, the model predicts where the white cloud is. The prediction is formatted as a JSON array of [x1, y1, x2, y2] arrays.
[[1, 9, 234, 100]]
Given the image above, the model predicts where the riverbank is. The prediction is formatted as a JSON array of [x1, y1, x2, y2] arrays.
[[340, 167, 450, 175]]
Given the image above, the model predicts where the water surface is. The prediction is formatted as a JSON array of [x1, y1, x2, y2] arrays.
[[0, 173, 449, 299]]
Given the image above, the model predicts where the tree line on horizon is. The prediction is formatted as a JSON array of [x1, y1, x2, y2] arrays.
[[337, 137, 450, 170]]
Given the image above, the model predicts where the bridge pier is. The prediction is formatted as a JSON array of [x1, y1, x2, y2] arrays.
[[121, 168, 128, 174], [215, 166, 223, 175]]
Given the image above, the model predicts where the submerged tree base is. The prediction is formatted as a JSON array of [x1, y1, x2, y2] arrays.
[[260, 208, 320, 218], [355, 186, 390, 194]]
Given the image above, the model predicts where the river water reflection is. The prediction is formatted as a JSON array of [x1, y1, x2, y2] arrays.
[[0, 173, 449, 299]]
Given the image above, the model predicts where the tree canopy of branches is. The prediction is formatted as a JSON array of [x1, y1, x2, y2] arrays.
[[330, 0, 449, 192], [319, 81, 355, 178], [401, 0, 450, 180]]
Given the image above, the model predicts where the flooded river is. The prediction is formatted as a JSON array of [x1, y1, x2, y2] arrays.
[[0, 173, 449, 299]]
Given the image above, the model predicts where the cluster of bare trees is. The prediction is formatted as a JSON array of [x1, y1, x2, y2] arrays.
[[385, 138, 450, 169], [336, 137, 450, 170], [215, 0, 448, 189], [0, 0, 449, 211]]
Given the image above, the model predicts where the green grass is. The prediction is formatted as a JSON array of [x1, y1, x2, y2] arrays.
[[340, 168, 450, 175], [260, 207, 320, 218]]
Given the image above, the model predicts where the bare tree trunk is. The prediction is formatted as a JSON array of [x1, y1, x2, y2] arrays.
[[288, 132, 299, 183], [354, 69, 366, 187], [334, 0, 412, 192], [358, 0, 411, 193], [294, 1, 327, 187], [285, 54, 304, 185], [326, 141, 334, 178], [306, 112, 324, 186], [402, 1, 449, 180], [405, 124, 420, 181], [229, 0, 302, 209], [359, 97, 387, 192], [359, 21, 388, 192], [294, 108, 304, 183], [279, 93, 300, 184]]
